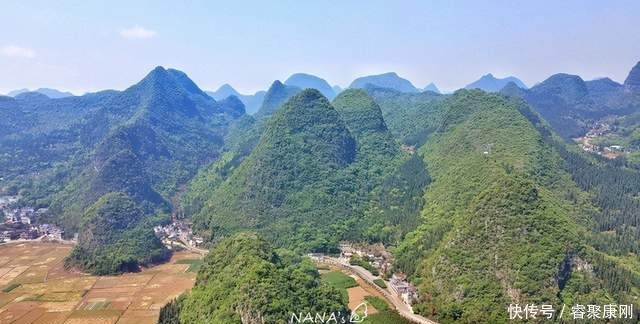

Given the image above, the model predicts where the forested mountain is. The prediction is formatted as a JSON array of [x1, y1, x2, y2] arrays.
[[7, 87, 74, 98], [364, 85, 446, 146], [503, 62, 640, 139], [189, 89, 408, 250], [5, 60, 640, 323], [624, 61, 640, 93], [66, 192, 168, 274], [465, 73, 526, 92], [48, 67, 240, 235], [255, 80, 301, 117], [159, 233, 348, 323], [349, 72, 419, 93], [1, 66, 241, 274], [392, 90, 639, 322], [285, 73, 336, 99], [206, 84, 265, 114]]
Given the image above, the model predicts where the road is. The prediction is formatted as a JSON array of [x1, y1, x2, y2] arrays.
[[172, 239, 208, 255], [1, 236, 76, 245], [318, 256, 437, 324]]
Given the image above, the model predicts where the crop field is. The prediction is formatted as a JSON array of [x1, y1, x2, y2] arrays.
[[0, 242, 200, 323]]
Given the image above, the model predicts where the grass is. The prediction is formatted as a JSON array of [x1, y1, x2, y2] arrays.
[[363, 311, 413, 324], [373, 278, 387, 288], [364, 296, 389, 311], [2, 283, 20, 292], [321, 271, 357, 289], [362, 295, 413, 324], [176, 259, 204, 273]]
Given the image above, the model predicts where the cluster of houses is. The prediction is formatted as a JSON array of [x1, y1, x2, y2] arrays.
[[0, 221, 65, 243], [389, 273, 419, 305], [338, 242, 393, 274], [338, 242, 419, 306], [579, 122, 630, 159], [0, 195, 65, 243], [154, 221, 204, 248]]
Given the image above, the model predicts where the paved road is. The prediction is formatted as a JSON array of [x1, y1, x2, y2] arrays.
[[319, 257, 437, 324]]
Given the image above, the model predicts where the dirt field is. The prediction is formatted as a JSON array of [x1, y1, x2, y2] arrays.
[[0, 242, 200, 324]]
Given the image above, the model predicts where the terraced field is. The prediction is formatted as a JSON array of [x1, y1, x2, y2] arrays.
[[0, 242, 200, 324]]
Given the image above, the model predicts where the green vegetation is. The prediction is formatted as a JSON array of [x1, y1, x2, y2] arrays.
[[321, 271, 358, 289], [373, 279, 386, 288], [362, 296, 411, 324], [175, 259, 204, 273], [166, 233, 348, 323], [364, 296, 389, 311], [65, 192, 169, 275], [365, 85, 446, 146], [190, 89, 407, 251], [363, 311, 412, 324], [1, 67, 243, 275], [2, 283, 20, 293], [394, 90, 640, 322]]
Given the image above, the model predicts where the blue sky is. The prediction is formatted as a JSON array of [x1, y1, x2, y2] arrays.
[[1, 0, 639, 94]]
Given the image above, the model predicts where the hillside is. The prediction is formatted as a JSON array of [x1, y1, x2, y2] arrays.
[[189, 89, 411, 250], [254, 80, 302, 117], [1, 67, 242, 275], [65, 192, 168, 275], [159, 233, 348, 323], [365, 85, 447, 146], [505, 62, 640, 139], [47, 67, 239, 236], [394, 90, 640, 322]]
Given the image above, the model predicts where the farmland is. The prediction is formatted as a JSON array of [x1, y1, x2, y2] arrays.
[[0, 242, 200, 324]]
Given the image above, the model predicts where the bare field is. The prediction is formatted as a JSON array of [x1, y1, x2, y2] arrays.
[[0, 242, 200, 323]]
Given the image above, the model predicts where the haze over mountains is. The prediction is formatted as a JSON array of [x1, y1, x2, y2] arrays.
[[465, 73, 527, 92], [7, 88, 74, 98], [206, 84, 265, 115]]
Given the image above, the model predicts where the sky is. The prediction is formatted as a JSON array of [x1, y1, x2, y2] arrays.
[[1, 0, 640, 95]]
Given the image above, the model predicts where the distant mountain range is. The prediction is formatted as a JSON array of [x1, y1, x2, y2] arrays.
[[206, 84, 265, 115], [423, 82, 441, 93], [284, 73, 336, 99], [500, 61, 640, 138], [465, 73, 527, 92], [7, 88, 74, 98], [349, 72, 419, 93]]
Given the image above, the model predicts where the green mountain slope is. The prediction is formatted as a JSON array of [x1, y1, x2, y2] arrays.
[[48, 67, 238, 234], [192, 90, 356, 248], [159, 233, 348, 324], [1, 67, 243, 275], [65, 192, 168, 275], [190, 89, 410, 251], [395, 90, 639, 322], [181, 80, 304, 220], [365, 85, 446, 146]]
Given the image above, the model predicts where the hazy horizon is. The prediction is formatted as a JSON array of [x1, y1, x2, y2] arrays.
[[2, 1, 639, 95]]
